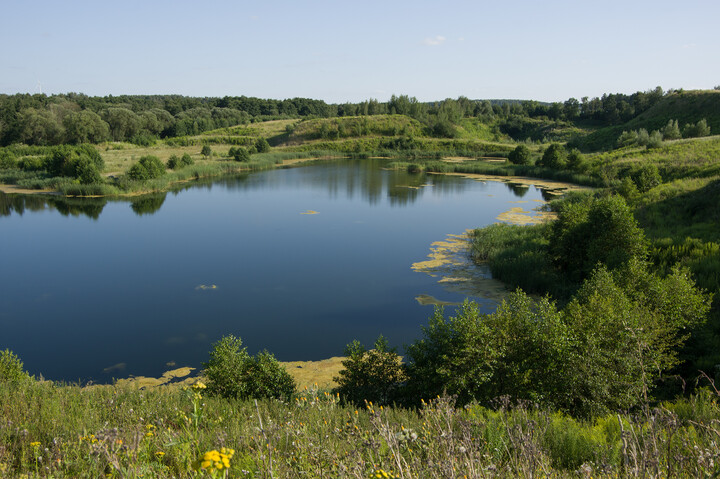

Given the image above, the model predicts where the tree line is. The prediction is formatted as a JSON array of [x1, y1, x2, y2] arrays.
[[0, 87, 686, 147]]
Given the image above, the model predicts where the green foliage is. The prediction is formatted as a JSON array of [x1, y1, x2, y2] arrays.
[[166, 154, 181, 169], [127, 155, 166, 181], [39, 144, 105, 184], [617, 130, 639, 148], [405, 301, 499, 405], [200, 145, 212, 157], [662, 119, 681, 140], [255, 137, 270, 153], [229, 147, 250, 162], [507, 144, 532, 165], [130, 133, 156, 146], [549, 195, 646, 283], [562, 262, 711, 416], [538, 143, 567, 168], [631, 163, 662, 192], [566, 148, 586, 171], [682, 118, 711, 138], [334, 336, 406, 406], [0, 349, 30, 385], [0, 149, 17, 169], [203, 335, 295, 401], [647, 130, 664, 149], [406, 261, 711, 416], [167, 154, 194, 170]]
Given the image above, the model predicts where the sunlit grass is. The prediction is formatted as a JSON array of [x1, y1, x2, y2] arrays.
[[1, 376, 718, 477]]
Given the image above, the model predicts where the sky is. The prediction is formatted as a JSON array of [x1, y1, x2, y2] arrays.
[[2, 0, 719, 103]]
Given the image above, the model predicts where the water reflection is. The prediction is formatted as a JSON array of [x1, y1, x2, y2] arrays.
[[506, 183, 530, 198], [1, 159, 544, 221], [0, 192, 108, 219], [131, 193, 167, 216]]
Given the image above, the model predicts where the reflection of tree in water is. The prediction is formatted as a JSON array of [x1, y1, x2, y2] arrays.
[[131, 193, 167, 216], [51, 197, 107, 220], [540, 189, 557, 201], [272, 159, 430, 206], [0, 192, 107, 219], [426, 173, 473, 196], [506, 182, 530, 198]]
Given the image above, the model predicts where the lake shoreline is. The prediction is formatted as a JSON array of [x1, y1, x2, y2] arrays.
[[0, 155, 589, 200]]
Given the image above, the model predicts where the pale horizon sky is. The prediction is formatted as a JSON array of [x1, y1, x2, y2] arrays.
[[2, 0, 718, 104]]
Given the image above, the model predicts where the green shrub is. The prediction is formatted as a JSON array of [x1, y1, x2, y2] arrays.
[[334, 336, 406, 406], [508, 144, 531, 165], [167, 154, 194, 170], [0, 149, 17, 169], [538, 143, 567, 168], [683, 118, 711, 138], [18, 156, 46, 171], [127, 155, 165, 181], [232, 147, 251, 162], [566, 148, 586, 171], [662, 119, 681, 140], [203, 335, 295, 400], [201, 145, 212, 157], [255, 137, 270, 153], [0, 349, 30, 385], [166, 154, 181, 169], [631, 163, 662, 192], [180, 153, 194, 167], [130, 134, 156, 146]]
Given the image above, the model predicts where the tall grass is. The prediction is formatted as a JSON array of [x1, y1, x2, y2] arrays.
[[0, 376, 718, 478]]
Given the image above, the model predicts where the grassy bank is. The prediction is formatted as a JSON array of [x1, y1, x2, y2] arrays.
[[1, 375, 718, 478]]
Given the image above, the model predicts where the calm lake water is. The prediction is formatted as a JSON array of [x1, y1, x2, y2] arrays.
[[0, 159, 550, 383]]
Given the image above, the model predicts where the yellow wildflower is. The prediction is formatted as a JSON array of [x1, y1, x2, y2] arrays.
[[197, 447, 234, 472]]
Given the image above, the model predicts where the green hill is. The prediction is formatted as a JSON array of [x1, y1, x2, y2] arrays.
[[572, 90, 720, 151]]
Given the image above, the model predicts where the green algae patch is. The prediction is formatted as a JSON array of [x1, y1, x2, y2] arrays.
[[281, 356, 345, 389], [103, 362, 127, 374], [415, 294, 458, 306], [113, 367, 197, 389], [496, 206, 556, 225], [412, 231, 511, 303], [431, 171, 593, 196]]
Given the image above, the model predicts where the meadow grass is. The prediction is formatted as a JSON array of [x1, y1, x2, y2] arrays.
[[1, 376, 718, 478]]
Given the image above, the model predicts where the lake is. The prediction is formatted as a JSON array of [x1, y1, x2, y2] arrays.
[[0, 159, 551, 383]]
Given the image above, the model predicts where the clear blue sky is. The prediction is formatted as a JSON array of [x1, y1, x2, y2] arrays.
[[2, 0, 718, 103]]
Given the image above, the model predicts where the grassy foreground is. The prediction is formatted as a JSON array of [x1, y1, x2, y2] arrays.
[[1, 376, 719, 478]]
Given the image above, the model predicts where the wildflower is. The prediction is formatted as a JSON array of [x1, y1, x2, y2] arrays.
[[197, 447, 234, 473], [155, 451, 165, 457], [371, 469, 397, 478], [30, 441, 41, 448]]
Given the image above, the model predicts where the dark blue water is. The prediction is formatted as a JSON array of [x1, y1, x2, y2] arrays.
[[0, 159, 547, 382]]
